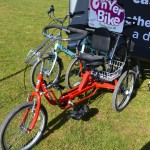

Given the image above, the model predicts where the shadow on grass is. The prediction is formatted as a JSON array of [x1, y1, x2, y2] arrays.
[[81, 108, 99, 121], [140, 141, 150, 150], [41, 107, 99, 141], [41, 89, 108, 142], [132, 76, 150, 100], [0, 67, 27, 82], [0, 67, 66, 84], [58, 74, 65, 83]]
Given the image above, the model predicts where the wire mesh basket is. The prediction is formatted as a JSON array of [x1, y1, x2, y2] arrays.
[[92, 59, 125, 82]]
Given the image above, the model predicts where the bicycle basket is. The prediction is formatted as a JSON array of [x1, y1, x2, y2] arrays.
[[92, 59, 125, 82]]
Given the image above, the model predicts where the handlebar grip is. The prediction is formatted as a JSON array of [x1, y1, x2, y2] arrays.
[[70, 11, 85, 18], [42, 24, 65, 36], [48, 5, 55, 14], [67, 27, 88, 41], [42, 24, 88, 41], [25, 54, 34, 64]]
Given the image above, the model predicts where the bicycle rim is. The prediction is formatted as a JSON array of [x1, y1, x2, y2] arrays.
[[30, 56, 61, 88], [66, 58, 82, 88], [43, 57, 60, 83], [1, 102, 46, 150], [116, 73, 134, 109]]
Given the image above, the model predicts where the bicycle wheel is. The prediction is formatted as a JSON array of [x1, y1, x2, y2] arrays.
[[112, 70, 135, 112], [113, 45, 127, 63], [30, 55, 63, 88], [0, 101, 47, 150], [108, 45, 127, 73], [65, 58, 82, 89]]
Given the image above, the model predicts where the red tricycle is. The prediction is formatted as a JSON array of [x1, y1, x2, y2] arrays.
[[0, 25, 135, 150]]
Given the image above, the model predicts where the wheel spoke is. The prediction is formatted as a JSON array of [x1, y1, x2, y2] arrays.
[[1, 102, 46, 150], [113, 71, 135, 112], [30, 56, 61, 88]]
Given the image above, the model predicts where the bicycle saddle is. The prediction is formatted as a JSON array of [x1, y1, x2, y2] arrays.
[[79, 53, 105, 69], [79, 53, 104, 62]]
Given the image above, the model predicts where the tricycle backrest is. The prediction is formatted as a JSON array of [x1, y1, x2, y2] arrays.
[[92, 28, 111, 53]]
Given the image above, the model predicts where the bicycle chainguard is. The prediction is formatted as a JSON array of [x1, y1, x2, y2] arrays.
[[69, 104, 89, 120]]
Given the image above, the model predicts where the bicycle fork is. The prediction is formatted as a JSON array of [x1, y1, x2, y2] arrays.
[[22, 70, 44, 131], [21, 92, 41, 132]]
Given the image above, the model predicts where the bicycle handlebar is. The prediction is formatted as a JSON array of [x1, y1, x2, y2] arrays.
[[48, 5, 85, 17], [42, 24, 88, 41], [69, 11, 85, 18], [25, 38, 50, 63], [48, 5, 85, 24]]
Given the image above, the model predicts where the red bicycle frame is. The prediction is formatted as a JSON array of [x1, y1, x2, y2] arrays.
[[24, 68, 117, 131]]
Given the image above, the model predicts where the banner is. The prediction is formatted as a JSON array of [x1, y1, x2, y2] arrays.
[[89, 0, 125, 33], [118, 0, 150, 62]]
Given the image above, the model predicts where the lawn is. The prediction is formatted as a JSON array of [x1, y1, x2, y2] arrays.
[[0, 0, 150, 150]]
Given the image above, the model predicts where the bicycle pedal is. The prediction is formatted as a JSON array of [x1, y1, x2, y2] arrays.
[[69, 104, 89, 120]]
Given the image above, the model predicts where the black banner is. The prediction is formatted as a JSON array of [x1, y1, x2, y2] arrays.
[[118, 0, 150, 62]]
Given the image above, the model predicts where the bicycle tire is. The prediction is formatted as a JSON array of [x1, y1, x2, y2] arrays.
[[0, 101, 47, 150], [65, 58, 82, 89], [113, 44, 127, 63], [112, 70, 135, 112], [30, 55, 63, 89]]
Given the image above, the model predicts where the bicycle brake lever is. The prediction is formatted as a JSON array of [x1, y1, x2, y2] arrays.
[[26, 49, 35, 57], [25, 50, 36, 63]]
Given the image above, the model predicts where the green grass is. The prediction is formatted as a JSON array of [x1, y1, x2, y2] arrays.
[[0, 0, 150, 150]]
